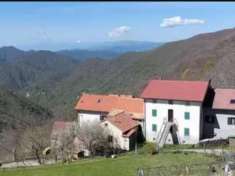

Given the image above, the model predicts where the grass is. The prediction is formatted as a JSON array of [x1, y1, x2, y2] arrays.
[[162, 143, 235, 151], [0, 152, 218, 176]]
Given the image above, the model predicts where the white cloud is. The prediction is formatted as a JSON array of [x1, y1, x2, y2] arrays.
[[160, 16, 205, 28], [108, 26, 131, 38]]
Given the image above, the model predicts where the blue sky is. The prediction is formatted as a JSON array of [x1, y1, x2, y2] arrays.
[[0, 2, 235, 50]]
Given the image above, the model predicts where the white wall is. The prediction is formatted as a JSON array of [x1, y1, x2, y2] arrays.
[[215, 113, 235, 139], [78, 112, 101, 127], [101, 121, 130, 151], [145, 100, 202, 144]]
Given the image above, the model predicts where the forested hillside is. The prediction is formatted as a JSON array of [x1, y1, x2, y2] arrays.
[[1, 28, 235, 118]]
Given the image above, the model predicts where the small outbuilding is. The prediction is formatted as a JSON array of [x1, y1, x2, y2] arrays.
[[102, 111, 140, 151], [212, 89, 235, 139]]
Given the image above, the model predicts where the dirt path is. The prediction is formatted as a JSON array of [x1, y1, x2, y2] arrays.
[[1, 159, 56, 168]]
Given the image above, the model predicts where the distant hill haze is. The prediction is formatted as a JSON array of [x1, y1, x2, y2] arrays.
[[0, 46, 25, 63], [57, 41, 163, 61], [1, 28, 235, 117]]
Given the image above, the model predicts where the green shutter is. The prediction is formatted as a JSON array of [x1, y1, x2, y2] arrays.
[[184, 112, 190, 120], [152, 124, 157, 132], [152, 109, 157, 117], [184, 128, 190, 136]]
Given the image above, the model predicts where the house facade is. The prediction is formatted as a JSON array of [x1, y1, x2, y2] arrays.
[[75, 93, 144, 128], [141, 80, 210, 145], [101, 112, 139, 151], [74, 93, 144, 151], [211, 89, 235, 139]]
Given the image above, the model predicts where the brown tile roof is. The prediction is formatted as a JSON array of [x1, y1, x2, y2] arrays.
[[106, 112, 139, 137], [75, 93, 144, 117], [213, 89, 235, 110], [141, 80, 209, 102]]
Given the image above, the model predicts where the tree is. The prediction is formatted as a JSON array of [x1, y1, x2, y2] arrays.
[[0, 104, 53, 163], [75, 122, 112, 157], [51, 123, 76, 163], [19, 123, 51, 164]]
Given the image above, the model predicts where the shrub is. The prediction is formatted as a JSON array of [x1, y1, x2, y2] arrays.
[[138, 142, 158, 155]]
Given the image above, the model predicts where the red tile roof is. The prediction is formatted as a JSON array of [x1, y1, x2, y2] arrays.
[[75, 94, 144, 115], [213, 89, 235, 110], [106, 112, 139, 137], [141, 80, 209, 102]]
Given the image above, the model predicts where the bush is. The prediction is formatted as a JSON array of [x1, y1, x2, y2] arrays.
[[138, 142, 158, 155]]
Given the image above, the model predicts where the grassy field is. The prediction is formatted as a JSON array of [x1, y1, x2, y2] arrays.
[[0, 152, 219, 176]]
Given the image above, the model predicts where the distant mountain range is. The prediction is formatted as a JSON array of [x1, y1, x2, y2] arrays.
[[1, 28, 235, 119], [0, 48, 78, 91], [0, 40, 162, 120], [58, 41, 163, 61], [74, 40, 163, 52], [40, 27, 235, 117]]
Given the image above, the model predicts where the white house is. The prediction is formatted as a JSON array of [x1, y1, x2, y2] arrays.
[[101, 112, 140, 151], [141, 80, 210, 146], [74, 93, 144, 128], [211, 89, 235, 139]]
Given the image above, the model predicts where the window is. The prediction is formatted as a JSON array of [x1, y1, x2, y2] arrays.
[[100, 115, 105, 121], [184, 112, 190, 120], [152, 109, 157, 117], [152, 124, 157, 132], [168, 100, 173, 104], [228, 118, 235, 125], [108, 135, 113, 143], [184, 128, 190, 136]]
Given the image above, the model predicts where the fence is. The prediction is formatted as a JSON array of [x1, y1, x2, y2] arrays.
[[137, 162, 226, 176]]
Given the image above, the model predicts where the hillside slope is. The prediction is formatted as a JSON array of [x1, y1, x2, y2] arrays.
[[0, 46, 25, 63], [1, 28, 235, 118], [0, 89, 53, 132], [45, 28, 235, 116], [0, 50, 79, 91], [58, 49, 121, 61]]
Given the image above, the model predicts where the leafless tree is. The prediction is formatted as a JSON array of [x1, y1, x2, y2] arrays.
[[51, 124, 76, 163], [19, 123, 51, 164], [75, 122, 113, 157]]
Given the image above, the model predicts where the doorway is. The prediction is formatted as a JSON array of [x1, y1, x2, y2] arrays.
[[168, 109, 173, 122]]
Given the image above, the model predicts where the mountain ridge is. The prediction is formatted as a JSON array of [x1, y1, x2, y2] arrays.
[[1, 28, 235, 118]]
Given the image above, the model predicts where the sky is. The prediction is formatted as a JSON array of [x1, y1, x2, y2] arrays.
[[0, 2, 235, 50]]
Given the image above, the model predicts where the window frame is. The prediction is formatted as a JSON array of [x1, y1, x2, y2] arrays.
[[184, 112, 190, 120], [228, 117, 235, 125], [152, 109, 157, 117], [184, 128, 190, 137], [108, 135, 113, 143], [152, 124, 157, 132]]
